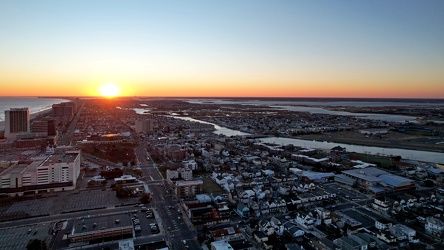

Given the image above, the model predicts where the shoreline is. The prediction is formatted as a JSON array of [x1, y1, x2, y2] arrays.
[[0, 109, 52, 131], [296, 131, 444, 154]]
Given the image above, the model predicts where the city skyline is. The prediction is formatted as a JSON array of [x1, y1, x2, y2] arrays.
[[1, 1, 443, 98]]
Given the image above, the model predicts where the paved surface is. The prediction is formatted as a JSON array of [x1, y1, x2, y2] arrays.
[[0, 189, 139, 222], [0, 223, 52, 250]]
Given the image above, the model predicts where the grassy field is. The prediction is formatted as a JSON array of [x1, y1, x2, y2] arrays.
[[350, 153, 394, 168], [202, 177, 226, 195]]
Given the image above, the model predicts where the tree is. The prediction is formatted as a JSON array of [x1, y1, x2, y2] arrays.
[[115, 185, 132, 197], [139, 193, 151, 204], [26, 239, 47, 250]]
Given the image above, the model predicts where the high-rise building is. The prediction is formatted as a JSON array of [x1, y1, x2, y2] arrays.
[[135, 119, 154, 134], [30, 118, 56, 137], [52, 102, 76, 117], [5, 108, 30, 139]]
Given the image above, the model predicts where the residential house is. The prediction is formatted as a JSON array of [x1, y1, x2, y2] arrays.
[[259, 219, 275, 236], [294, 211, 315, 230], [236, 202, 250, 218], [425, 216, 444, 236], [375, 218, 392, 230], [334, 236, 366, 250]]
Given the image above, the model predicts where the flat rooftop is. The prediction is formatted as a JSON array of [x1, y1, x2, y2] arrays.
[[42, 152, 79, 166], [72, 213, 132, 235], [1, 160, 42, 175]]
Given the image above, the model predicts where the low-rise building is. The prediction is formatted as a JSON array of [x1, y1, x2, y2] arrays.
[[0, 151, 81, 196], [174, 180, 203, 198], [425, 216, 444, 236], [69, 213, 132, 243]]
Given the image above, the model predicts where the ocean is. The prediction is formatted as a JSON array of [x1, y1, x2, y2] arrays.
[[0, 97, 68, 129]]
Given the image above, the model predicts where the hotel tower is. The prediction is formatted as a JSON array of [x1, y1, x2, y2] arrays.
[[5, 108, 30, 139]]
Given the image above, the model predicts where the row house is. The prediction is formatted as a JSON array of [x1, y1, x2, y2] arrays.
[[388, 224, 417, 243], [425, 216, 444, 236], [294, 211, 315, 230], [334, 212, 363, 236], [333, 236, 368, 250], [376, 231, 397, 244], [315, 207, 332, 225], [209, 226, 243, 242], [181, 199, 230, 226], [259, 219, 275, 236], [283, 221, 305, 238], [236, 202, 250, 218], [375, 218, 392, 230], [372, 198, 390, 214], [270, 176, 297, 188]]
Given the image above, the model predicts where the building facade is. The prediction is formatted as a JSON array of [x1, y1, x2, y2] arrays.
[[52, 102, 76, 117], [135, 119, 154, 134], [174, 180, 203, 198], [5, 108, 30, 139], [0, 151, 81, 196]]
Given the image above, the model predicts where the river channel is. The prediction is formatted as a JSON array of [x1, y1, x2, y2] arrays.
[[171, 115, 444, 164]]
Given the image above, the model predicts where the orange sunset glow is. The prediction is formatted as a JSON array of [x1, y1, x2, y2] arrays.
[[99, 83, 121, 98], [0, 1, 443, 98]]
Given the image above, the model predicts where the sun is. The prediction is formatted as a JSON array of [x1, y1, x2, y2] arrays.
[[99, 83, 120, 97]]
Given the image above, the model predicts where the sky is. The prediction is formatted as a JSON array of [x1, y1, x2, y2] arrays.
[[0, 1, 443, 98]]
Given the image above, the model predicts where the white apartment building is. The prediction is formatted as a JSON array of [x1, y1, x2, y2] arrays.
[[0, 152, 81, 197], [166, 167, 193, 181], [175, 180, 203, 198], [182, 160, 198, 170]]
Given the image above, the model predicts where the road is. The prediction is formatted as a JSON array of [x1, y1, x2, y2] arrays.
[[58, 101, 84, 146], [135, 142, 201, 249], [1, 122, 200, 249]]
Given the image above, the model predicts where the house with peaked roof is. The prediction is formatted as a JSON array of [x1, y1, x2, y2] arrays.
[[425, 216, 444, 236], [388, 224, 417, 243], [236, 202, 250, 218], [334, 236, 367, 250], [209, 226, 243, 242], [259, 218, 275, 236], [294, 211, 315, 229]]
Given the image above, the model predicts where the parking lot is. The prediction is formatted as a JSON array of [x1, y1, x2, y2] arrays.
[[63, 191, 110, 213], [0, 189, 140, 222], [0, 199, 56, 221], [0, 223, 52, 249], [132, 207, 160, 237]]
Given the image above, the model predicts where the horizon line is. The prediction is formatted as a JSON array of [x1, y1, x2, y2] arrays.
[[1, 95, 444, 100]]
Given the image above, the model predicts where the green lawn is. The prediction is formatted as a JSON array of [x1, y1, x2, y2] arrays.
[[350, 153, 394, 168], [202, 177, 226, 195]]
